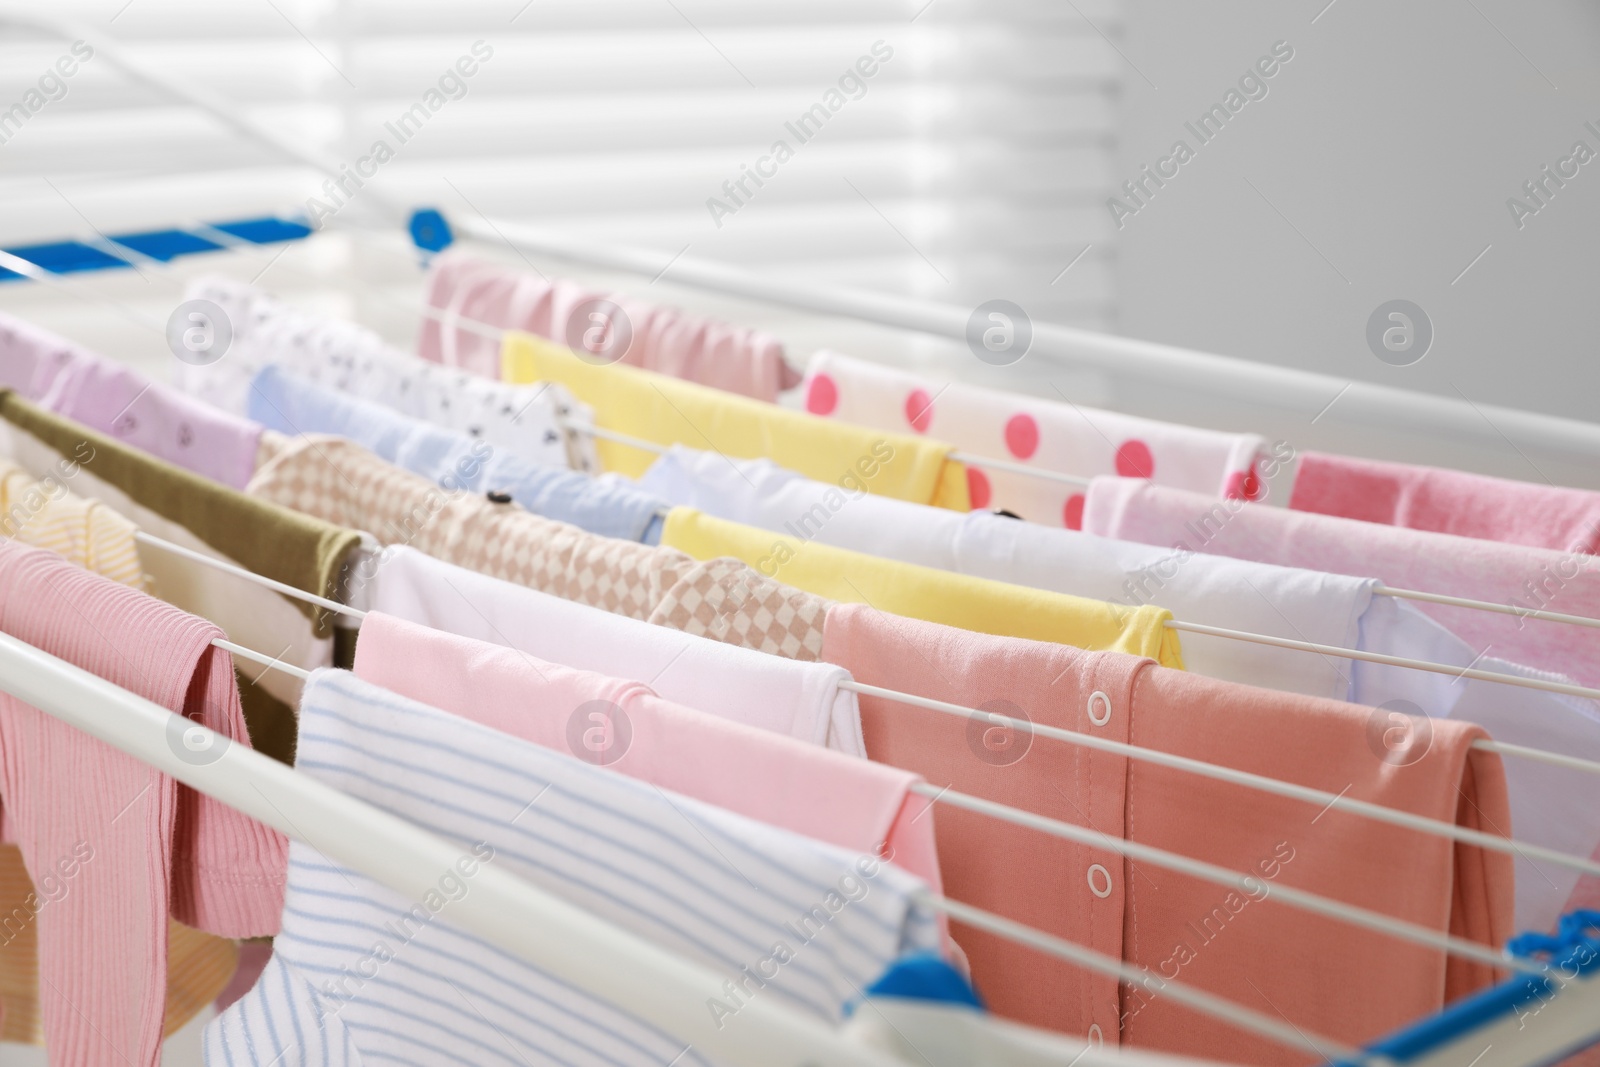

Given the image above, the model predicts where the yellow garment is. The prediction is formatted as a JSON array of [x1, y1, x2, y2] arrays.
[[501, 332, 970, 510], [663, 508, 1186, 667], [0, 461, 239, 1044], [0, 463, 144, 588]]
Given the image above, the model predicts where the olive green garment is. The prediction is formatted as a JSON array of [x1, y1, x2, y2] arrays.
[[0, 392, 363, 763]]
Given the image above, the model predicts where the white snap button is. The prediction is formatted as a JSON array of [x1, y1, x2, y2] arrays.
[[1088, 1023, 1104, 1046], [1088, 690, 1112, 726], [1087, 863, 1113, 898]]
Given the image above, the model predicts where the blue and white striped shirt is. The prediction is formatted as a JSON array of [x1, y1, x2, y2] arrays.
[[206, 670, 939, 1066]]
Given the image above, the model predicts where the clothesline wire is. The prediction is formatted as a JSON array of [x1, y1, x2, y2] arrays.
[[1163, 620, 1600, 702], [133, 531, 363, 620]]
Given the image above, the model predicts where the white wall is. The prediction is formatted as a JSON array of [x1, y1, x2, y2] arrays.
[[1111, 0, 1600, 487]]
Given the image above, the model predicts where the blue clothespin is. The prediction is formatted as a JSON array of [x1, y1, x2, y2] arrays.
[[408, 208, 454, 256]]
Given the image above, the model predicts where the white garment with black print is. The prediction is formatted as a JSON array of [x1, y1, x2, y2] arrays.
[[177, 277, 599, 474]]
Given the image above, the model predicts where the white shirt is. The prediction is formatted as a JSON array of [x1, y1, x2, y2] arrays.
[[368, 544, 866, 755], [177, 276, 597, 474]]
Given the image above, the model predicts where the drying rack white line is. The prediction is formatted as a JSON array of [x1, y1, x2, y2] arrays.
[[1166, 621, 1600, 702], [213, 638, 312, 681], [1374, 584, 1600, 632], [134, 531, 367, 620], [844, 680, 1600, 877], [951, 449, 1090, 487], [928, 894, 1361, 1062], [1476, 740, 1600, 776], [913, 784, 1529, 976]]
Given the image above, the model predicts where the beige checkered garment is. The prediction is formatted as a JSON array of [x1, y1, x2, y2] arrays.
[[649, 557, 829, 661], [246, 436, 830, 656]]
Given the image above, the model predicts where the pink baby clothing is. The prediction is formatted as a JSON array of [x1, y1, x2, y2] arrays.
[[1085, 475, 1600, 691], [822, 603, 1513, 1064], [350, 611, 942, 895], [0, 312, 263, 489], [367, 544, 866, 754], [0, 539, 287, 1066], [800, 349, 1272, 527], [1291, 450, 1600, 555], [417, 249, 803, 400]]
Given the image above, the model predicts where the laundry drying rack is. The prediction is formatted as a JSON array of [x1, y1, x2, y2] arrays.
[[4, 9, 1600, 1067]]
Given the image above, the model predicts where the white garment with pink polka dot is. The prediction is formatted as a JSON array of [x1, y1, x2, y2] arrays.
[[802, 351, 1270, 528]]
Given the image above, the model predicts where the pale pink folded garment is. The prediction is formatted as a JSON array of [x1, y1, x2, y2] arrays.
[[351, 612, 942, 895], [1291, 450, 1600, 555], [1086, 475, 1600, 691], [0, 312, 263, 488], [822, 602, 1513, 1063], [0, 540, 287, 1067], [417, 249, 802, 400]]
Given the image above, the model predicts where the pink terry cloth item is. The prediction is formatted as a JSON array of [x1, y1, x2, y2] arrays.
[[417, 249, 802, 401], [0, 312, 263, 488], [1085, 476, 1600, 692], [0, 539, 287, 1066], [351, 612, 942, 895], [821, 603, 1513, 1063], [1291, 450, 1600, 555]]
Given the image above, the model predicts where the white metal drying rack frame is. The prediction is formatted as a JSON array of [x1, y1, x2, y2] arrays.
[[3, 8, 1600, 1063]]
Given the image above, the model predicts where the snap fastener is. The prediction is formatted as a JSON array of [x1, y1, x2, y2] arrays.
[[1087, 863, 1113, 898], [1087, 690, 1112, 726]]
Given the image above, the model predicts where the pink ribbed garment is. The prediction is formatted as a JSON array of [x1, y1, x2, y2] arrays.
[[351, 612, 943, 895], [822, 603, 1513, 1064], [1291, 450, 1600, 555], [416, 250, 802, 401], [0, 540, 287, 1066]]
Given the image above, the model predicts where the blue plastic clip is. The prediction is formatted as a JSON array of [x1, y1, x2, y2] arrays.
[[408, 209, 454, 254]]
